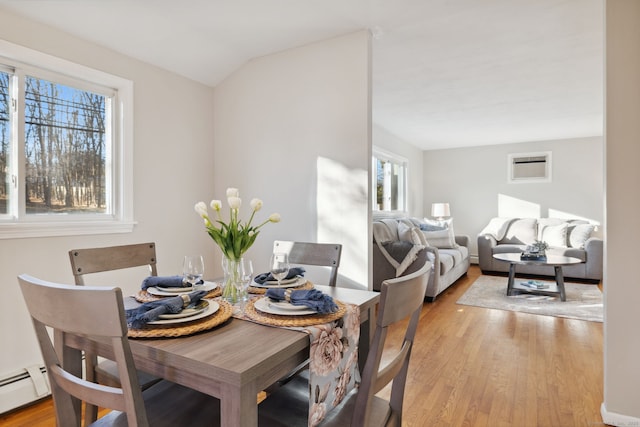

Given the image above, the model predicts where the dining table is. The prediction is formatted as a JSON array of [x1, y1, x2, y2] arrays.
[[63, 283, 379, 427]]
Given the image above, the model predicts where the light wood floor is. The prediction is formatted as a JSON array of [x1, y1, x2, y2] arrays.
[[1, 265, 605, 427]]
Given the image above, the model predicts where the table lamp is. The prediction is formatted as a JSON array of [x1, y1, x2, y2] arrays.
[[431, 203, 450, 220]]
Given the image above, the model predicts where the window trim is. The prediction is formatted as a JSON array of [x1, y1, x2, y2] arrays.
[[0, 39, 134, 239], [372, 147, 408, 213]]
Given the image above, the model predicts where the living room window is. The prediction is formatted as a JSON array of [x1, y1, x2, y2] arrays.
[[372, 148, 407, 212], [0, 40, 134, 238]]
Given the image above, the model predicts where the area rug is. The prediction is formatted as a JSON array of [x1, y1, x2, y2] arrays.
[[456, 275, 603, 322]]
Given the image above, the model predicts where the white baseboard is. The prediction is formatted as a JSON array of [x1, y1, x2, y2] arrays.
[[0, 366, 50, 414], [601, 402, 640, 426]]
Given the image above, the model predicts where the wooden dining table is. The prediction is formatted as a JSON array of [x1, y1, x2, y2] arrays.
[[63, 284, 379, 427]]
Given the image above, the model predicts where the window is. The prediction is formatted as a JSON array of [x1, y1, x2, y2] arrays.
[[0, 40, 133, 238], [372, 148, 407, 212], [508, 151, 552, 183]]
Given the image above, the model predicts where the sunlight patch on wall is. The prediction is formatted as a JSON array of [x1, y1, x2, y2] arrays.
[[317, 156, 368, 288], [498, 194, 541, 218]]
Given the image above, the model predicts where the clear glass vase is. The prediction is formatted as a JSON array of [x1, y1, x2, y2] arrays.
[[221, 257, 240, 304]]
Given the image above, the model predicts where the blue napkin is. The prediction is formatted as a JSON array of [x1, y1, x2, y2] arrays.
[[126, 290, 207, 328], [254, 267, 306, 285], [141, 275, 203, 290], [266, 288, 338, 314]]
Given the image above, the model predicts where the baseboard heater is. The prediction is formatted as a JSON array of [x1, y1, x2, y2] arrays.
[[0, 365, 50, 414]]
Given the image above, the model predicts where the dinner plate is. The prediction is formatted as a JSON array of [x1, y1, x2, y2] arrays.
[[146, 281, 218, 296], [251, 277, 307, 289], [268, 301, 311, 311], [158, 300, 209, 319], [254, 297, 317, 316], [148, 300, 220, 325]]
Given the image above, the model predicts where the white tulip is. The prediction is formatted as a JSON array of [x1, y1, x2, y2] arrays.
[[250, 198, 263, 211], [269, 213, 281, 223], [210, 200, 222, 211], [226, 188, 239, 198], [194, 201, 208, 218], [228, 196, 242, 210]]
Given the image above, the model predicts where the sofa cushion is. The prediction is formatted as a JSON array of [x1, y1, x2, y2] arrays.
[[547, 246, 587, 262], [493, 244, 527, 254], [540, 223, 568, 247], [438, 253, 455, 274], [501, 218, 537, 245], [439, 246, 468, 265], [568, 224, 595, 248]]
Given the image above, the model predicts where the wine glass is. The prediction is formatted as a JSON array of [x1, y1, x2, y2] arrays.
[[183, 255, 205, 292], [234, 259, 253, 311], [269, 252, 290, 287]]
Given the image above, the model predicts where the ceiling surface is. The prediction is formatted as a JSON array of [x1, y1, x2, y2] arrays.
[[0, 0, 604, 150]]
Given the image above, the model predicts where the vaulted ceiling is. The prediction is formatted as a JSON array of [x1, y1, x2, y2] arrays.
[[0, 0, 603, 150]]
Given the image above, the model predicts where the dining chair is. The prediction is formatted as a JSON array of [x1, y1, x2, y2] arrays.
[[273, 240, 342, 286], [67, 242, 161, 421], [258, 261, 431, 427], [18, 274, 221, 427], [69, 242, 158, 286], [266, 240, 343, 389]]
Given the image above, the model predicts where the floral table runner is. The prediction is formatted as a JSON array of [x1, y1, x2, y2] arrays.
[[234, 300, 360, 427]]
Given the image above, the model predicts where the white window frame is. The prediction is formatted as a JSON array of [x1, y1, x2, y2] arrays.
[[0, 40, 134, 239], [372, 147, 408, 213]]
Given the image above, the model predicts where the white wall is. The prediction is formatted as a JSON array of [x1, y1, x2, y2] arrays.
[[212, 31, 372, 288], [602, 1, 640, 424], [423, 136, 604, 259], [0, 10, 216, 404], [373, 124, 424, 217]]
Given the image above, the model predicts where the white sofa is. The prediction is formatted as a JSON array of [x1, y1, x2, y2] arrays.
[[373, 217, 470, 301], [477, 217, 603, 282]]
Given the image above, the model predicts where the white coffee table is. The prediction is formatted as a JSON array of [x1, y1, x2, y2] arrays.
[[492, 253, 583, 301]]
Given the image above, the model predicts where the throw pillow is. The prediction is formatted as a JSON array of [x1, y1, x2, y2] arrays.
[[398, 221, 427, 246], [536, 218, 567, 241], [420, 222, 446, 232], [397, 221, 414, 242], [421, 218, 457, 249], [381, 241, 415, 264], [540, 223, 568, 247], [422, 218, 451, 229], [502, 218, 537, 245], [479, 217, 514, 241], [568, 224, 595, 248]]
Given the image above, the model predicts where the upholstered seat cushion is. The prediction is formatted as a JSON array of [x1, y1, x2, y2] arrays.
[[427, 246, 469, 275], [493, 244, 527, 254], [546, 246, 587, 262]]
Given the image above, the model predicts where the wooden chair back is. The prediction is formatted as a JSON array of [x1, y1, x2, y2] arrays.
[[69, 242, 158, 286], [273, 240, 342, 286], [257, 260, 430, 426], [68, 242, 161, 424], [18, 274, 148, 427], [353, 261, 430, 426]]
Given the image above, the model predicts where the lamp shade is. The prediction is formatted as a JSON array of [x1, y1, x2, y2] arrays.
[[431, 203, 450, 218]]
